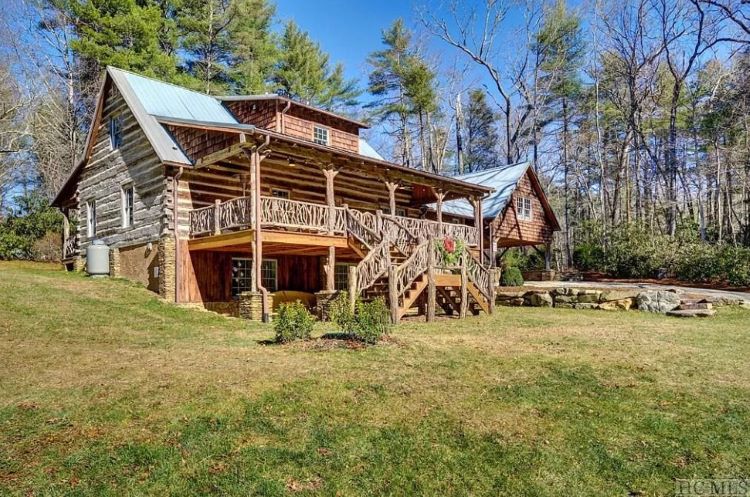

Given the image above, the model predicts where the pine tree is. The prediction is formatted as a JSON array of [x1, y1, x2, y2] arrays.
[[464, 89, 499, 173], [47, 0, 180, 91], [226, 0, 277, 94], [177, 0, 235, 94], [273, 21, 359, 110]]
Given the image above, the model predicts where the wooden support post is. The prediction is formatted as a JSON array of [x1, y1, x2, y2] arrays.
[[545, 241, 552, 271], [427, 237, 436, 322], [388, 264, 398, 324], [347, 265, 357, 313], [384, 181, 399, 216], [459, 254, 468, 318], [213, 199, 221, 235], [323, 167, 339, 234], [249, 151, 259, 293], [375, 209, 383, 235], [434, 190, 446, 237], [489, 268, 497, 314], [325, 245, 336, 291], [488, 222, 496, 268], [471, 196, 483, 264]]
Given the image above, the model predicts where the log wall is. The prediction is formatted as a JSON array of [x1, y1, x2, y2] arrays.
[[76, 86, 165, 251]]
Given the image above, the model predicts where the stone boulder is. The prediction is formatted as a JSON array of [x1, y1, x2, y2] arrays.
[[599, 290, 639, 302], [598, 298, 635, 311], [666, 309, 716, 318], [636, 290, 681, 313], [528, 292, 553, 307]]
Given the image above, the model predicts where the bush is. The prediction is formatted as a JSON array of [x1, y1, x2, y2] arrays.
[[351, 298, 391, 344], [500, 266, 524, 287], [572, 243, 604, 271], [328, 293, 391, 344], [32, 231, 62, 262], [329, 291, 355, 333], [0, 193, 63, 261], [274, 301, 315, 343]]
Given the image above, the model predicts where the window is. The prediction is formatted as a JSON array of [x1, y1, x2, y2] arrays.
[[109, 115, 123, 150], [313, 126, 329, 145], [231, 258, 278, 297], [271, 188, 290, 199], [516, 196, 533, 221], [395, 207, 407, 218], [121, 185, 134, 228], [86, 200, 96, 238], [334, 263, 353, 291]]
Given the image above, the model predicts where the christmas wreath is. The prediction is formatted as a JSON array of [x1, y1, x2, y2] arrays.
[[435, 237, 464, 266]]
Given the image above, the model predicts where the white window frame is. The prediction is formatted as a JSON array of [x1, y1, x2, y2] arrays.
[[231, 257, 278, 297], [334, 262, 354, 291], [313, 125, 329, 146], [516, 196, 533, 221], [86, 200, 97, 238], [121, 184, 134, 228], [109, 114, 123, 150]]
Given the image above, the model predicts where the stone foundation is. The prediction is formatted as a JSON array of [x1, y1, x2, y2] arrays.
[[204, 301, 240, 317], [72, 256, 85, 272], [158, 236, 176, 302], [239, 291, 266, 321], [315, 290, 341, 321], [522, 269, 557, 281], [109, 247, 121, 277]]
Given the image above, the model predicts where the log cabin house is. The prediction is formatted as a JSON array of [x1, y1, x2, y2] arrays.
[[52, 68, 560, 321], [52, 66, 506, 323]]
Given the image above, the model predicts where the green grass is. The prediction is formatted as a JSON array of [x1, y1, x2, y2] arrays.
[[1, 261, 749, 496]]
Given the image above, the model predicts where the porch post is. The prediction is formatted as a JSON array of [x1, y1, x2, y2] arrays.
[[488, 222, 496, 268], [471, 196, 484, 264], [459, 253, 468, 318], [426, 236, 436, 322], [325, 245, 336, 291], [385, 181, 398, 216], [249, 151, 259, 293], [323, 167, 338, 234], [347, 265, 357, 312], [434, 189, 446, 238], [545, 241, 552, 271]]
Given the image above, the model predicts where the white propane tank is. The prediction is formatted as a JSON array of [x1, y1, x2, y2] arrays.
[[86, 239, 110, 276]]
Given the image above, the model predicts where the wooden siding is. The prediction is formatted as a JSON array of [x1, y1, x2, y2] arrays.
[[178, 247, 321, 303], [224, 100, 277, 130], [281, 113, 359, 152], [492, 171, 553, 246], [76, 85, 164, 251], [174, 156, 422, 239]]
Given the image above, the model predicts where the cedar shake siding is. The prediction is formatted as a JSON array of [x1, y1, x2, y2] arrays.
[[493, 172, 553, 245]]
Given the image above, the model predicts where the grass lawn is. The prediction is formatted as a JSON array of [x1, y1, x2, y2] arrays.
[[1, 261, 749, 496]]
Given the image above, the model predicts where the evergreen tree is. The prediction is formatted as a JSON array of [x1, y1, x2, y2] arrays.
[[464, 89, 499, 173], [227, 0, 277, 94], [273, 21, 359, 110], [176, 0, 235, 94], [48, 0, 180, 90]]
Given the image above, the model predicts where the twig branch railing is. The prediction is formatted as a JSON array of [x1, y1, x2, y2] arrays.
[[63, 236, 78, 259], [394, 240, 430, 298], [356, 236, 392, 295], [219, 196, 253, 231], [189, 204, 216, 236], [466, 251, 492, 301], [345, 207, 380, 249], [261, 196, 340, 232]]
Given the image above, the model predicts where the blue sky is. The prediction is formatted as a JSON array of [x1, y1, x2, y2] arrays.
[[274, 0, 416, 86]]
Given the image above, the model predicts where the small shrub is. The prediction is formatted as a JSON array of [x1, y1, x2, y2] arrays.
[[500, 266, 524, 287], [274, 301, 315, 343], [329, 291, 355, 333], [32, 231, 62, 262], [572, 243, 604, 271], [351, 298, 391, 344]]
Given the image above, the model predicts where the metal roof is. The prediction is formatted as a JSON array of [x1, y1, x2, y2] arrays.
[[358, 138, 384, 160], [435, 162, 531, 218]]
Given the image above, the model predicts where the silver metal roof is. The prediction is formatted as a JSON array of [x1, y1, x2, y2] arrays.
[[435, 162, 531, 218]]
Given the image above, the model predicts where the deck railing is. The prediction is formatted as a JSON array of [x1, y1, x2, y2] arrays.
[[187, 196, 480, 248], [63, 236, 78, 259]]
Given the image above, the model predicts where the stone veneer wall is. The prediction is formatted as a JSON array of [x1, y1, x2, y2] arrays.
[[204, 301, 240, 317], [315, 290, 340, 321], [239, 291, 266, 321], [158, 236, 176, 301]]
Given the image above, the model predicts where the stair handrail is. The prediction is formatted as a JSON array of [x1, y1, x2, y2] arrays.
[[344, 206, 381, 250], [381, 214, 420, 255], [355, 234, 392, 295], [394, 240, 430, 297], [466, 252, 492, 301]]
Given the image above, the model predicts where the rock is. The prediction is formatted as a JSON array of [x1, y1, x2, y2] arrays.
[[599, 290, 639, 302], [666, 309, 716, 318], [574, 303, 598, 310], [497, 297, 525, 307], [636, 291, 682, 313], [554, 295, 575, 304], [577, 293, 601, 304], [529, 292, 553, 307], [496, 290, 527, 299], [677, 301, 713, 311], [598, 298, 634, 311], [555, 303, 575, 309], [553, 287, 572, 296]]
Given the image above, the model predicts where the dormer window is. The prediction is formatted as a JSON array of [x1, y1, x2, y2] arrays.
[[313, 126, 329, 146], [109, 115, 123, 150]]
